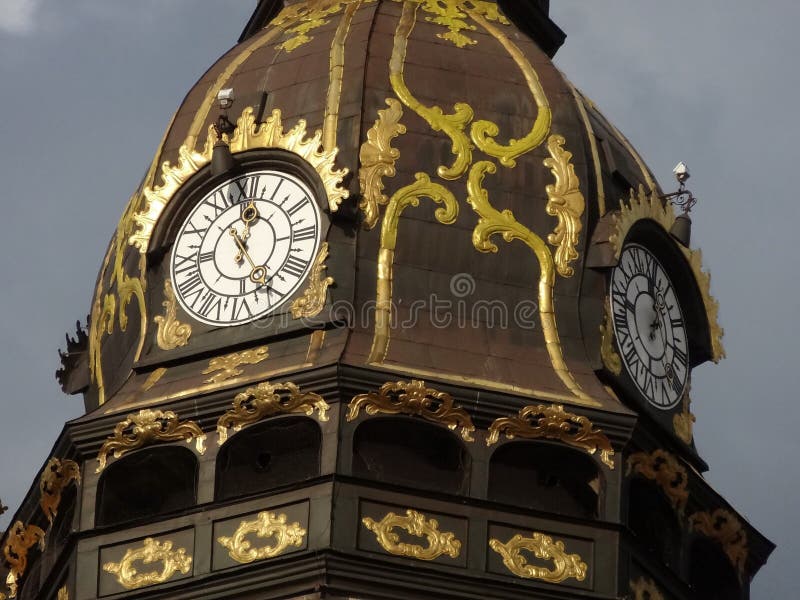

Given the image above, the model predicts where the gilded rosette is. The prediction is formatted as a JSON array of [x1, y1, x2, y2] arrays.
[[217, 511, 306, 564], [102, 538, 192, 590], [362, 509, 461, 561], [627, 449, 689, 513], [489, 532, 588, 583]]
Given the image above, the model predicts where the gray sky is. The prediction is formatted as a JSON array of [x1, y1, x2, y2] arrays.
[[0, 1, 797, 596]]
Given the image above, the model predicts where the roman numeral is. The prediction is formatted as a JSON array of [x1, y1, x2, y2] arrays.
[[283, 255, 309, 278], [177, 270, 202, 295], [623, 344, 638, 365], [671, 374, 684, 396], [285, 197, 307, 217], [231, 297, 253, 321], [173, 253, 196, 274], [204, 190, 232, 215], [613, 311, 628, 332], [672, 344, 688, 367], [293, 225, 317, 242], [234, 175, 260, 201], [198, 291, 222, 320], [198, 251, 214, 263]]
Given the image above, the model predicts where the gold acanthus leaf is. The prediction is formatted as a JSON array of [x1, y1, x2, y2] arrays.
[[673, 387, 696, 445], [291, 242, 334, 319], [217, 381, 330, 444], [486, 404, 615, 469], [348, 379, 475, 442], [600, 299, 622, 375], [418, 0, 510, 48], [102, 538, 192, 591], [217, 511, 306, 564], [627, 449, 689, 513], [96, 409, 206, 473], [630, 577, 665, 600], [39, 458, 81, 525], [130, 107, 348, 253], [489, 532, 588, 584], [154, 279, 191, 350], [57, 587, 68, 600], [273, 0, 367, 53], [3, 522, 45, 598], [202, 346, 269, 384], [362, 509, 461, 561], [689, 509, 748, 579], [358, 98, 407, 229], [543, 134, 585, 278]]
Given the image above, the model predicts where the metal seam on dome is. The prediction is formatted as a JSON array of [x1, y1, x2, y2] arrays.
[[564, 77, 606, 215]]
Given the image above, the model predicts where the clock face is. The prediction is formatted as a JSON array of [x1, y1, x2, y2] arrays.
[[170, 169, 321, 326], [610, 244, 688, 410]]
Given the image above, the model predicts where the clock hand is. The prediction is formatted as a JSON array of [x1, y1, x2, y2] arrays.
[[240, 200, 259, 240], [229, 227, 267, 285]]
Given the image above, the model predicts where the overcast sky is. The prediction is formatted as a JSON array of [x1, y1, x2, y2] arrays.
[[0, 1, 797, 596]]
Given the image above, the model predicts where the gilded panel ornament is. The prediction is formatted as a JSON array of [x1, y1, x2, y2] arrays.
[[487, 404, 615, 469], [202, 346, 270, 384], [291, 243, 334, 319], [130, 107, 348, 253], [102, 538, 192, 591], [689, 509, 748, 579], [217, 381, 329, 444], [673, 387, 696, 444], [362, 509, 461, 561], [610, 185, 724, 362], [217, 511, 306, 564], [96, 409, 206, 473], [347, 379, 475, 442], [39, 458, 81, 525], [154, 279, 191, 350], [627, 449, 688, 513], [600, 300, 622, 376], [3, 521, 45, 598], [416, 0, 510, 49], [543, 134, 585, 278], [358, 98, 407, 229], [489, 532, 588, 584], [630, 577, 665, 600]]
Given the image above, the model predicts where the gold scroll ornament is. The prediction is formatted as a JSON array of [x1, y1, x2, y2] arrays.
[[417, 0, 509, 49], [39, 458, 81, 525], [348, 379, 475, 441], [96, 409, 206, 473], [689, 509, 748, 580], [217, 381, 330, 444], [291, 243, 334, 319], [362, 509, 461, 561], [599, 299, 622, 375], [102, 538, 192, 591], [489, 532, 588, 584], [487, 404, 615, 469], [217, 511, 306, 564], [202, 346, 270, 384], [627, 449, 689, 513], [154, 279, 191, 350], [3, 522, 45, 598]]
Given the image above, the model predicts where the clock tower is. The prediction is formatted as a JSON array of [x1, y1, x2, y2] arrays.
[[2, 1, 773, 599]]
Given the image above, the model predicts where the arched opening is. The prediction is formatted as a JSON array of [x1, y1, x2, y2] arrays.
[[488, 441, 601, 518], [215, 417, 322, 501], [627, 479, 682, 568], [95, 446, 198, 527], [689, 537, 742, 599], [352, 418, 470, 495]]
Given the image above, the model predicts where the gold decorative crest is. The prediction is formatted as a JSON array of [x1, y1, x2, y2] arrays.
[[202, 346, 270, 384], [673, 388, 696, 444], [39, 458, 81, 525], [487, 404, 615, 469], [610, 185, 724, 362], [57, 587, 69, 600], [627, 449, 689, 513], [3, 522, 45, 598], [291, 243, 334, 319], [600, 300, 622, 375], [489, 532, 588, 584], [217, 511, 306, 564], [543, 134, 585, 277], [359, 98, 406, 229], [130, 107, 348, 253], [630, 577, 665, 600], [154, 279, 191, 350], [689, 509, 748, 579], [217, 381, 330, 444], [96, 409, 206, 473], [348, 379, 475, 442], [362, 509, 461, 561], [418, 0, 510, 48], [102, 538, 192, 591]]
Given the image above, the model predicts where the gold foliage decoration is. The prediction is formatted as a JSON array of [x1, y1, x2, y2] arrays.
[[600, 300, 622, 375], [291, 243, 334, 319], [359, 98, 406, 229], [130, 107, 348, 253], [689, 509, 748, 579], [487, 404, 615, 469], [102, 538, 192, 591], [673, 388, 696, 444], [96, 409, 206, 473], [39, 458, 81, 525], [202, 346, 270, 384], [627, 449, 689, 513], [273, 0, 371, 53], [217, 511, 306, 564], [543, 134, 585, 277], [3, 522, 45, 598], [348, 379, 475, 441], [417, 0, 510, 48], [630, 577, 665, 600], [154, 279, 191, 350], [610, 185, 724, 362], [217, 381, 330, 444], [57, 587, 68, 600], [362, 509, 461, 561], [489, 532, 588, 584]]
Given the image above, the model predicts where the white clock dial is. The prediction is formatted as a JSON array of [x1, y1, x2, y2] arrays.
[[170, 169, 321, 326], [610, 244, 688, 409]]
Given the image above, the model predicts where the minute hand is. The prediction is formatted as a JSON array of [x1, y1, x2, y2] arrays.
[[229, 227, 266, 285]]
